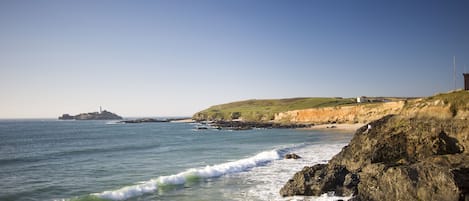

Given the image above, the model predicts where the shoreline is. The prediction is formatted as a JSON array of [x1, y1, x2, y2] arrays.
[[300, 123, 365, 132], [280, 90, 469, 200], [170, 118, 194, 123]]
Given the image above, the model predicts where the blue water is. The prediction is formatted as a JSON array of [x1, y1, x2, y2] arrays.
[[0, 120, 353, 201]]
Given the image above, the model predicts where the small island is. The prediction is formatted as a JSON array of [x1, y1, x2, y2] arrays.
[[59, 109, 123, 120]]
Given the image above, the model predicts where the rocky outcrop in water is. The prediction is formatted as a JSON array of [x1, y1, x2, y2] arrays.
[[208, 121, 311, 130], [120, 118, 169, 123], [280, 91, 469, 201], [59, 110, 123, 120], [119, 118, 191, 123], [285, 153, 302, 159]]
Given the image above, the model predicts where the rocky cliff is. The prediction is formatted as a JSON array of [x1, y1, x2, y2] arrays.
[[193, 97, 411, 124], [274, 101, 405, 124], [192, 97, 356, 122], [280, 90, 469, 201]]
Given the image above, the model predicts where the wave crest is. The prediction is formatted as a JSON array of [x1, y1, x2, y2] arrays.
[[94, 149, 281, 200]]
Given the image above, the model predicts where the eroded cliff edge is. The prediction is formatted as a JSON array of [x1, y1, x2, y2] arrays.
[[280, 90, 469, 201], [193, 97, 410, 125], [274, 101, 405, 124]]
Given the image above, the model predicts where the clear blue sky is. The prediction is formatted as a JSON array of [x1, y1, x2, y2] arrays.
[[1, 0, 468, 118]]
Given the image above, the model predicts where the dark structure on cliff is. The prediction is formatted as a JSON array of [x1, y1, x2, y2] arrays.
[[464, 73, 469, 90]]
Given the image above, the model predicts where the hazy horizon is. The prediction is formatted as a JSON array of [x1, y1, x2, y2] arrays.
[[1, 0, 469, 118]]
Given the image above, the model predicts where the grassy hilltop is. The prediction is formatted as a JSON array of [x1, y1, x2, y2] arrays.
[[192, 97, 356, 122], [193, 90, 468, 123]]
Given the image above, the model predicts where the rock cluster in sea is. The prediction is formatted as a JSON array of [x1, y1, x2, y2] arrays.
[[119, 118, 169, 123], [207, 121, 312, 130], [279, 115, 469, 200], [120, 118, 190, 123]]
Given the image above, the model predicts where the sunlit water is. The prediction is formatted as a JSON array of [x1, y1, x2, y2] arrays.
[[0, 120, 353, 201]]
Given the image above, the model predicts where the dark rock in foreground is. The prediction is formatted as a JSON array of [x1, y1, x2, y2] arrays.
[[59, 110, 123, 120], [280, 115, 469, 200]]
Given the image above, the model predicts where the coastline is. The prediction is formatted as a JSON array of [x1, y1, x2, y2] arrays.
[[170, 118, 194, 123], [300, 123, 365, 132], [280, 91, 469, 200]]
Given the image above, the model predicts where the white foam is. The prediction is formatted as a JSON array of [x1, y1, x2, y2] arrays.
[[287, 193, 352, 201], [94, 143, 352, 201], [94, 149, 281, 200], [225, 143, 351, 201], [96, 180, 158, 200]]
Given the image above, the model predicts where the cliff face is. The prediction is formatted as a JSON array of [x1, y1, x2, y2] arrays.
[[274, 101, 405, 124], [193, 97, 410, 123], [192, 97, 356, 122], [280, 91, 469, 201]]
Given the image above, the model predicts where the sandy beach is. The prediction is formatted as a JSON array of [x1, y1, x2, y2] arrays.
[[302, 123, 365, 132]]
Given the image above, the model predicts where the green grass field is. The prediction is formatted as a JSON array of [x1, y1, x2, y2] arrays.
[[193, 90, 467, 122], [193, 97, 356, 122]]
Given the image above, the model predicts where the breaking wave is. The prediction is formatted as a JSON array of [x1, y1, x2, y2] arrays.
[[93, 149, 283, 200]]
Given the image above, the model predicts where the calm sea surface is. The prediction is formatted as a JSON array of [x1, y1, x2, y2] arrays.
[[0, 120, 353, 201]]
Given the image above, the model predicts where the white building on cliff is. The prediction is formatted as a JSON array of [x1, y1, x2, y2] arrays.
[[357, 96, 368, 103]]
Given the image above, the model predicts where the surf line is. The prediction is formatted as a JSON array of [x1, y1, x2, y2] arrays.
[[93, 149, 282, 200]]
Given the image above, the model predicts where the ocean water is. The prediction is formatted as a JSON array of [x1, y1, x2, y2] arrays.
[[0, 120, 353, 201]]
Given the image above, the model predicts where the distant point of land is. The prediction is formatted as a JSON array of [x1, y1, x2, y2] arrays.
[[59, 110, 123, 120]]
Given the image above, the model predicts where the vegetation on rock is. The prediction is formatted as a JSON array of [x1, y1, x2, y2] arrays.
[[193, 97, 355, 122]]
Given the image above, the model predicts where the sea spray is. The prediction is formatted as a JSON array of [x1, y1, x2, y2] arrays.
[[94, 149, 281, 200], [237, 143, 350, 201]]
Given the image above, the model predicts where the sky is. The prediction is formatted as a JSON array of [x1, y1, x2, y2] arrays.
[[1, 0, 469, 118]]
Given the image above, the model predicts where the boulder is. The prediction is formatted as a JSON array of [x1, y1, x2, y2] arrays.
[[285, 153, 302, 159], [280, 115, 469, 200]]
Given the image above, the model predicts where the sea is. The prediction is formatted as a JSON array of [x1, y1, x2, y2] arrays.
[[0, 119, 354, 201]]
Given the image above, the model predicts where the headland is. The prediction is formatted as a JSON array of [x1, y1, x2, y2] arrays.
[[192, 96, 411, 130], [59, 110, 123, 120], [193, 90, 469, 200], [279, 90, 469, 200]]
